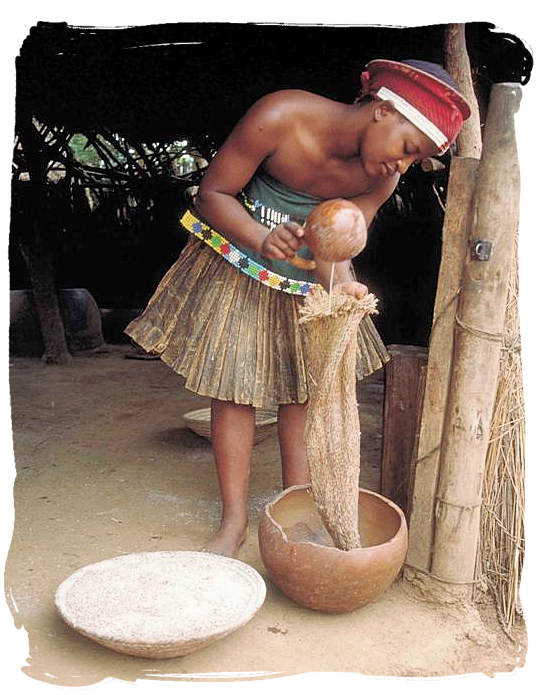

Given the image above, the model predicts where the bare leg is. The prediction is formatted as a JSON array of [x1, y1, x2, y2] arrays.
[[202, 399, 254, 557], [278, 402, 311, 489]]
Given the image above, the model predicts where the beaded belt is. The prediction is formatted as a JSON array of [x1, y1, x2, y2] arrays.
[[180, 209, 322, 296]]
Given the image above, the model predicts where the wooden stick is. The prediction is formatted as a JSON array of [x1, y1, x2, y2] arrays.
[[290, 254, 316, 271], [420, 158, 446, 173], [328, 261, 335, 314], [406, 364, 428, 522], [444, 23, 483, 159]]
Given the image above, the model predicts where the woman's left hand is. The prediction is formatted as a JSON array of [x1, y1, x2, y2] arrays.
[[332, 281, 369, 300]]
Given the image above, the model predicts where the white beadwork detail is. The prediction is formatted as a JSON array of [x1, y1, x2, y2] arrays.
[[375, 86, 449, 153]]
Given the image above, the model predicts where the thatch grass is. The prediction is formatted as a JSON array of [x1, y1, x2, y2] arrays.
[[475, 237, 525, 636]]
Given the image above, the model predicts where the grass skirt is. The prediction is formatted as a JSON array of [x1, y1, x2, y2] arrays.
[[125, 237, 390, 408]]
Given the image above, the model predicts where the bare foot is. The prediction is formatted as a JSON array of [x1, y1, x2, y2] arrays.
[[201, 521, 249, 558]]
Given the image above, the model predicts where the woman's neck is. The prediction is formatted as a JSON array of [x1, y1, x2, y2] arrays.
[[323, 101, 372, 160]]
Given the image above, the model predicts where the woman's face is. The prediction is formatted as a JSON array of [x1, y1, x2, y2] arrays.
[[360, 102, 440, 179]]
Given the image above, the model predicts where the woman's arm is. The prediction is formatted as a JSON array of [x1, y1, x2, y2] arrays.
[[315, 258, 354, 287], [314, 175, 399, 298], [350, 172, 400, 228], [195, 93, 305, 260]]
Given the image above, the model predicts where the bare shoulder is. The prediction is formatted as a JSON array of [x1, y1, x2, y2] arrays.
[[251, 89, 327, 109], [221, 90, 318, 155], [243, 89, 329, 128], [199, 90, 327, 196]]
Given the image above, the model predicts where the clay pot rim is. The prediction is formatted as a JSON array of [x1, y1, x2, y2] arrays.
[[262, 484, 406, 554]]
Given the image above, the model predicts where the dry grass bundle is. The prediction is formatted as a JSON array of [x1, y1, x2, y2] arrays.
[[299, 288, 378, 550], [475, 242, 525, 636]]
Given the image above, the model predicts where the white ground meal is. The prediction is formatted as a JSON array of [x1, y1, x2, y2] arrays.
[[55, 551, 266, 645]]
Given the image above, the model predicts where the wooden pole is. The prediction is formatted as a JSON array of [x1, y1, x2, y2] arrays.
[[429, 83, 521, 584], [444, 23, 483, 158], [406, 157, 479, 572]]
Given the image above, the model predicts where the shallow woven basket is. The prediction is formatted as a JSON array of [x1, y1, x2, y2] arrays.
[[183, 407, 278, 444]]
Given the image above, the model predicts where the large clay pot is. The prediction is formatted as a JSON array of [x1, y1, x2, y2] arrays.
[[10, 288, 103, 356], [258, 485, 407, 613]]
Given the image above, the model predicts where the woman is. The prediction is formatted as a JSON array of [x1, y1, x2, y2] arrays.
[[126, 59, 470, 556]]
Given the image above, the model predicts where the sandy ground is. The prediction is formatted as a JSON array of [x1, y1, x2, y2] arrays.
[[5, 344, 527, 686]]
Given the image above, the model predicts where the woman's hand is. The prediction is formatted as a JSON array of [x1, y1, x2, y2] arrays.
[[260, 221, 305, 261], [333, 281, 369, 300]]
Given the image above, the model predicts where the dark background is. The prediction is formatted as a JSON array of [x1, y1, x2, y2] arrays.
[[10, 21, 533, 346]]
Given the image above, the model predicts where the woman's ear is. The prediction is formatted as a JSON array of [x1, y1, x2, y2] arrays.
[[373, 100, 396, 121]]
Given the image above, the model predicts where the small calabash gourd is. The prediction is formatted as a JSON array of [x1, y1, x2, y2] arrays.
[[304, 198, 367, 262], [289, 198, 367, 270]]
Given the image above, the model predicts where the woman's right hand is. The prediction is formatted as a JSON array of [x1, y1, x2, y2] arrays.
[[260, 221, 306, 261], [333, 281, 369, 300]]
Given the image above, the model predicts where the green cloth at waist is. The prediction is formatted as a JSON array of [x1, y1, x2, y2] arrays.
[[235, 168, 324, 283]]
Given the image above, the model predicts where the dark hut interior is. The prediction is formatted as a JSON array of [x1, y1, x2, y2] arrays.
[[11, 21, 532, 346]]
